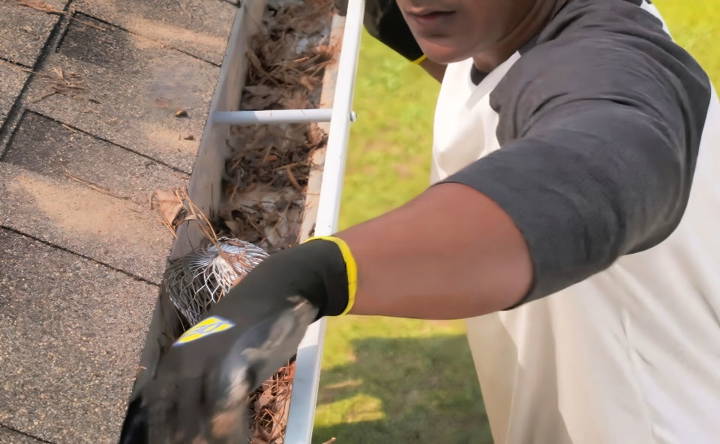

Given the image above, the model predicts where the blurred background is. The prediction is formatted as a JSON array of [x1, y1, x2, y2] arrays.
[[313, 1, 719, 442]]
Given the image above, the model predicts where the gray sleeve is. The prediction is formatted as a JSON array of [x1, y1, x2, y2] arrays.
[[440, 7, 712, 304]]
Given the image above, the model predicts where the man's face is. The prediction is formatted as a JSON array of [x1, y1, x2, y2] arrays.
[[395, 0, 536, 64]]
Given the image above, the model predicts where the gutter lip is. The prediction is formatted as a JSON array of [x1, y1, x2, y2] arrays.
[[286, 1, 366, 441]]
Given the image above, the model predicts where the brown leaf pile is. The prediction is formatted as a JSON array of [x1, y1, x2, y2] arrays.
[[241, 0, 336, 110], [221, 0, 334, 255], [248, 362, 296, 443], [221, 122, 327, 253], [223, 184, 306, 252], [226, 123, 326, 201], [217, 0, 337, 442]]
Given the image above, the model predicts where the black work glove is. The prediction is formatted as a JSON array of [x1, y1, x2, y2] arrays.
[[119, 237, 357, 443]]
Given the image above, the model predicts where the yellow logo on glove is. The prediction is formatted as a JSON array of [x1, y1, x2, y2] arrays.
[[174, 316, 235, 346]]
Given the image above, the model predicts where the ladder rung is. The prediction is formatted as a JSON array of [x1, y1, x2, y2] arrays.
[[212, 109, 357, 125]]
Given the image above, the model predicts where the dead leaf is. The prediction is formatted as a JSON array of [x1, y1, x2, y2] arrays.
[[297, 75, 316, 91], [280, 90, 308, 109], [175, 109, 189, 118], [220, 0, 335, 438], [150, 189, 183, 232], [255, 390, 274, 411], [307, 123, 327, 147]]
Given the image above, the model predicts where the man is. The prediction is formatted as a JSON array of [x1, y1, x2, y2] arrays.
[[123, 0, 719, 442]]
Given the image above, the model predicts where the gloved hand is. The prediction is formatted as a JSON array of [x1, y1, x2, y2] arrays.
[[119, 237, 357, 443]]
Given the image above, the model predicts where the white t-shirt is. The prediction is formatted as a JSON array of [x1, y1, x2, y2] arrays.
[[432, 1, 720, 442]]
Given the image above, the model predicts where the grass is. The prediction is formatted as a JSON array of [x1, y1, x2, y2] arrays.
[[314, 31, 479, 444], [656, 0, 720, 86], [313, 3, 719, 443], [313, 319, 490, 443], [337, 33, 439, 228]]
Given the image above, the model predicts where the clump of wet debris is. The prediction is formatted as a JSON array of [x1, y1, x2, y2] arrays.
[[219, 0, 336, 442], [219, 0, 335, 254], [247, 363, 297, 443]]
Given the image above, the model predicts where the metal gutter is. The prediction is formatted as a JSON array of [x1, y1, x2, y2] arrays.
[[171, 0, 267, 260], [134, 0, 269, 403], [137, 0, 366, 441]]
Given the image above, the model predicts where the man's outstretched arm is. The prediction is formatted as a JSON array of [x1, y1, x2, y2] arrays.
[[338, 18, 711, 319], [340, 182, 531, 318]]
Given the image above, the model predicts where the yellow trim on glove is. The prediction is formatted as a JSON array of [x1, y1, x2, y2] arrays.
[[412, 54, 428, 65], [305, 236, 358, 315]]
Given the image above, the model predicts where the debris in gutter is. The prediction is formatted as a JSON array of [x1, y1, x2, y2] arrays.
[[146, 0, 337, 441], [163, 237, 269, 327], [217, 0, 336, 441]]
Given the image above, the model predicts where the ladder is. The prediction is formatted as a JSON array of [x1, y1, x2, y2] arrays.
[[210, 1, 366, 442]]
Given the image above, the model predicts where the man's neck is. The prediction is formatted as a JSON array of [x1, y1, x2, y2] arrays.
[[473, 0, 568, 73]]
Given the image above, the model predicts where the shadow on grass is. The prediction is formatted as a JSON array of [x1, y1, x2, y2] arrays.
[[313, 334, 492, 444]]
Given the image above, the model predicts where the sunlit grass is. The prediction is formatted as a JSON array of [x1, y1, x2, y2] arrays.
[[314, 318, 489, 443], [338, 31, 437, 229], [656, 0, 719, 87]]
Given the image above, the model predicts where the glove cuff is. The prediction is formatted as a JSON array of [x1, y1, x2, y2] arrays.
[[304, 236, 358, 316], [216, 237, 358, 319]]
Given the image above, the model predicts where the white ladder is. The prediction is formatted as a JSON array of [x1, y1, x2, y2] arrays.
[[211, 1, 367, 442]]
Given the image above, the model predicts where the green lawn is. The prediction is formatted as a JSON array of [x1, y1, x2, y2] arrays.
[[313, 3, 719, 443], [656, 0, 720, 84]]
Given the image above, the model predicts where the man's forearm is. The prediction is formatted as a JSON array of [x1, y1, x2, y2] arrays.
[[338, 183, 532, 319]]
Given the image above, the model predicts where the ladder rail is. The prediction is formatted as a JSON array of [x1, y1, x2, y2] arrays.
[[284, 0, 366, 442], [208, 0, 366, 440]]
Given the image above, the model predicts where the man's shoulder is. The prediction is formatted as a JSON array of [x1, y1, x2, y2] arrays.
[[491, 0, 710, 122], [488, 0, 711, 146], [536, 0, 666, 45], [516, 0, 703, 80]]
